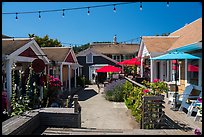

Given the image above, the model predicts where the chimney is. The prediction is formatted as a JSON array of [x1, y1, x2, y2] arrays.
[[113, 35, 117, 44]]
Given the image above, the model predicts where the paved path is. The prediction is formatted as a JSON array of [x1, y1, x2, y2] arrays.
[[76, 84, 140, 130], [39, 84, 202, 135]]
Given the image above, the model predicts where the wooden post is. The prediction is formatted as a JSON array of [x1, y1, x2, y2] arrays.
[[60, 64, 63, 91], [6, 59, 13, 114], [74, 68, 77, 88], [73, 95, 78, 113], [68, 65, 71, 92]]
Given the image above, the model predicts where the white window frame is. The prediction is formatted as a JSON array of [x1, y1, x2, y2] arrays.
[[86, 52, 93, 63]]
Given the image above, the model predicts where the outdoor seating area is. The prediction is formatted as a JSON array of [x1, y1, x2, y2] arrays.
[[165, 84, 202, 122]]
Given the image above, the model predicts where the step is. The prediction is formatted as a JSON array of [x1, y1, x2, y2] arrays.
[[40, 127, 194, 135]]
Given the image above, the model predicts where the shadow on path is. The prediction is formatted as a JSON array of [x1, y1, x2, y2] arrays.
[[76, 89, 98, 101], [161, 115, 193, 132]]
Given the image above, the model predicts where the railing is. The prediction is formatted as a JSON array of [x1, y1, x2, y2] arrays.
[[124, 77, 147, 88]]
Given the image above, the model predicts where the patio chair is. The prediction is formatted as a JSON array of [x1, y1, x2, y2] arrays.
[[194, 104, 202, 122], [186, 93, 202, 117], [179, 90, 202, 112], [167, 84, 193, 107]]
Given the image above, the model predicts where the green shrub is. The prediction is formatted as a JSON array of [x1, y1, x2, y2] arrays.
[[85, 78, 92, 85], [105, 91, 114, 101], [76, 76, 85, 87], [123, 81, 144, 123], [105, 84, 125, 102]]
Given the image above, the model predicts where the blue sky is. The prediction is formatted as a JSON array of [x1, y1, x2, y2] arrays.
[[2, 2, 202, 46]]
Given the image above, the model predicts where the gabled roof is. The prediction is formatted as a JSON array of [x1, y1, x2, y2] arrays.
[[41, 47, 72, 62], [2, 38, 32, 55], [141, 36, 179, 53], [90, 43, 139, 55], [168, 17, 202, 51], [76, 47, 119, 64]]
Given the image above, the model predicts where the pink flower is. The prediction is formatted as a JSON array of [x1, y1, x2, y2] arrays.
[[194, 128, 201, 135], [143, 89, 149, 94], [153, 79, 160, 83], [198, 97, 202, 103]]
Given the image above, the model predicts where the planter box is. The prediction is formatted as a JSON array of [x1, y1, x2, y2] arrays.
[[141, 95, 165, 129]]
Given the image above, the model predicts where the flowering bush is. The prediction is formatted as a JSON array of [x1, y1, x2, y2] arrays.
[[142, 79, 169, 96], [47, 75, 62, 106], [104, 79, 126, 102], [48, 75, 62, 89], [194, 128, 202, 135]]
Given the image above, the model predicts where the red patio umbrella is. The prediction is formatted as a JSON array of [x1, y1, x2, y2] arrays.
[[96, 65, 121, 73], [117, 60, 129, 65], [117, 57, 141, 66], [124, 58, 141, 66], [188, 64, 198, 72]]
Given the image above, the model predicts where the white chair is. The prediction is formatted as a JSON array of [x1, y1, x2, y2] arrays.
[[186, 93, 202, 118], [167, 84, 193, 107], [194, 104, 202, 122], [179, 90, 202, 112]]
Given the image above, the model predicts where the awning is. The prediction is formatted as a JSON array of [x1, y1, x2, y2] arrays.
[[151, 51, 200, 60], [188, 64, 198, 72], [168, 42, 202, 52]]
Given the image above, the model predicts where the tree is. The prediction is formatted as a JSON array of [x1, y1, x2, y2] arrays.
[[155, 32, 170, 36], [72, 43, 90, 54], [28, 34, 62, 47]]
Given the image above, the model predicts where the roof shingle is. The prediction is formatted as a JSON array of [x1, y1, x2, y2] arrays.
[[90, 43, 139, 55], [168, 18, 202, 51], [2, 39, 32, 55], [142, 36, 179, 53], [41, 47, 71, 62]]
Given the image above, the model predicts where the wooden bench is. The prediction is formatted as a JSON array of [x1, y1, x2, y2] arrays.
[[2, 96, 81, 135]]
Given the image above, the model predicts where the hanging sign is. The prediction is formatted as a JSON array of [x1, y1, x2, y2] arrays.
[[32, 59, 45, 73]]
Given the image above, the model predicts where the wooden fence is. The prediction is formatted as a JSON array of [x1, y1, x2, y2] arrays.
[[124, 77, 165, 129], [141, 95, 165, 129]]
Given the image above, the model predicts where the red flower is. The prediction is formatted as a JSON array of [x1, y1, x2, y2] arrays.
[[198, 97, 202, 103], [143, 89, 149, 94], [153, 79, 160, 83]]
